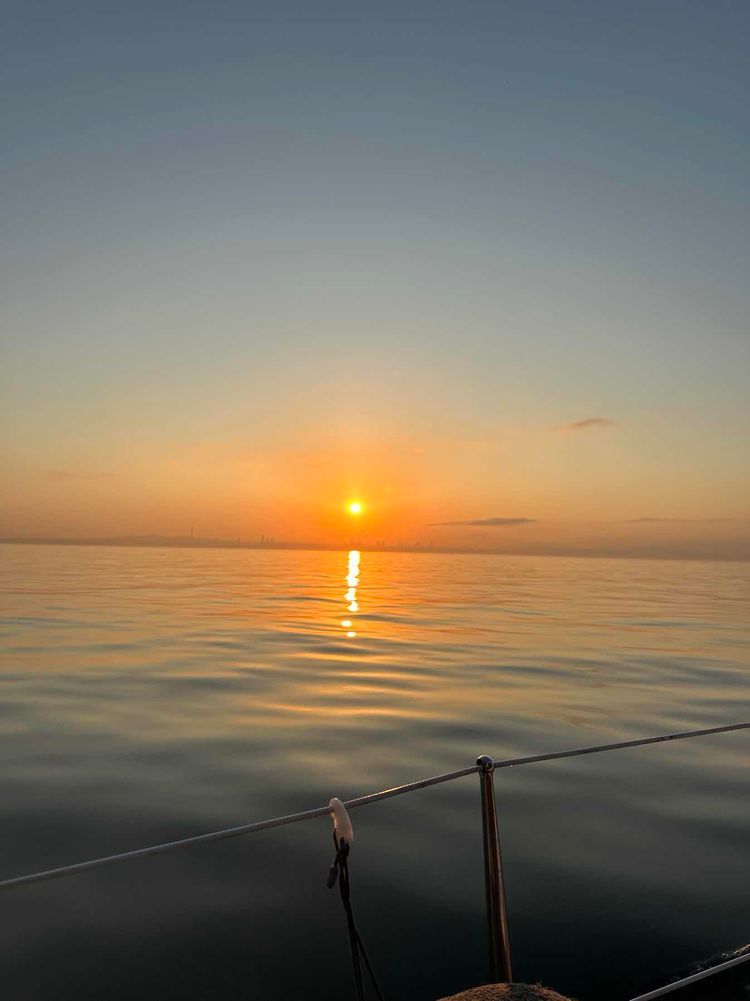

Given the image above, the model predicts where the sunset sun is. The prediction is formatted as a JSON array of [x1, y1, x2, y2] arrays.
[[347, 501, 363, 516]]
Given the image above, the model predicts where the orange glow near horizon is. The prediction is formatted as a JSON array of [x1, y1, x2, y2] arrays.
[[3, 430, 747, 560]]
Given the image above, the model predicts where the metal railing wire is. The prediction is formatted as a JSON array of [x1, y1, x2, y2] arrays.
[[628, 948, 750, 1001], [1, 720, 748, 998], [489, 721, 750, 770], [0, 722, 747, 893], [0, 763, 481, 892]]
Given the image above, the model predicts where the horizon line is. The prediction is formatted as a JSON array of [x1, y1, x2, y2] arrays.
[[1, 534, 748, 564]]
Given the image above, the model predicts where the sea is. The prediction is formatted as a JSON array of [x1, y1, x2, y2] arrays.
[[0, 544, 748, 1001]]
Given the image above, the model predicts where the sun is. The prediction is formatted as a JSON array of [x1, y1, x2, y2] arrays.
[[347, 501, 363, 516]]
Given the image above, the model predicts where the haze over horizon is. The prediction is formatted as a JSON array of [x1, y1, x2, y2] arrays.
[[2, 1, 749, 559]]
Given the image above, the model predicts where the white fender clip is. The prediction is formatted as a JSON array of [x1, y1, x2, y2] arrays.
[[329, 797, 354, 847]]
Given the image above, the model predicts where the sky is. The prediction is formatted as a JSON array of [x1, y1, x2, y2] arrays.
[[2, 0, 749, 558]]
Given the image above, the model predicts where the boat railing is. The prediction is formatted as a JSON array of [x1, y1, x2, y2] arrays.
[[1, 721, 748, 999]]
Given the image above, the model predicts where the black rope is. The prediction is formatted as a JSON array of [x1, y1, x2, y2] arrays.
[[327, 833, 385, 1001]]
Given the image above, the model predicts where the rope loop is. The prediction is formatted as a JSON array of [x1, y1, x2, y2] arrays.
[[326, 801, 385, 1001]]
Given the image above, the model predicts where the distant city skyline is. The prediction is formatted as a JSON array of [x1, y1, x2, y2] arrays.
[[3, 520, 749, 563]]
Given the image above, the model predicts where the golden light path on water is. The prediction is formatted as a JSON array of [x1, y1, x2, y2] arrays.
[[343, 549, 360, 636]]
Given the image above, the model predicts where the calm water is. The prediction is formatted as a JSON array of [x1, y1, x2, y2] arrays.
[[0, 544, 748, 1001]]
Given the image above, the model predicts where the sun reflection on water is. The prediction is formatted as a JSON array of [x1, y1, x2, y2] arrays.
[[343, 550, 360, 634]]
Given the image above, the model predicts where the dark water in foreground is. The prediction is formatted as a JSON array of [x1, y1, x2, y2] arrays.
[[0, 544, 748, 1001]]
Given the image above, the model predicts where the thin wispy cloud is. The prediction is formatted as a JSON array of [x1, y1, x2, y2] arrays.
[[626, 517, 735, 524], [431, 517, 536, 527], [44, 470, 116, 481], [558, 417, 617, 432]]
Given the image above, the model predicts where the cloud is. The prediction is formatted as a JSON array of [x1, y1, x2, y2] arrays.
[[44, 470, 116, 481], [559, 417, 617, 432], [431, 517, 536, 527]]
